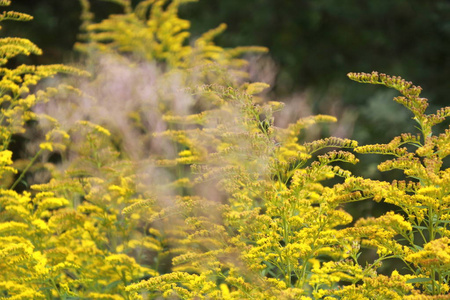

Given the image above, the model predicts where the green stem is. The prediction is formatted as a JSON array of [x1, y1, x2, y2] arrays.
[[10, 148, 43, 190], [280, 209, 292, 286], [298, 254, 312, 289], [428, 207, 435, 241], [431, 269, 436, 294]]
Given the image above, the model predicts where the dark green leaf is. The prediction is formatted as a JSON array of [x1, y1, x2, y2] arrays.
[[406, 277, 431, 283]]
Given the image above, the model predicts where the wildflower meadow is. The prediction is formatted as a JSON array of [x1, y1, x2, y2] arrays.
[[1, 0, 450, 299]]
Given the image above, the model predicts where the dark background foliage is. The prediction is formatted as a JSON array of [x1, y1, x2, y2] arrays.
[[6, 1, 450, 96], [4, 0, 450, 173]]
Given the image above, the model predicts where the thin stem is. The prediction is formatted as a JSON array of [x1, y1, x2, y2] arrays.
[[428, 207, 435, 242], [431, 269, 436, 294], [10, 148, 43, 190], [281, 213, 292, 286]]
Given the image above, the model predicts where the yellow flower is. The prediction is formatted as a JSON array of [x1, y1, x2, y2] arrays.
[[0, 150, 13, 165], [406, 237, 450, 270]]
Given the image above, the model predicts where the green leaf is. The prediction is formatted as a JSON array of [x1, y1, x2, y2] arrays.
[[409, 245, 423, 251], [412, 225, 428, 230], [414, 205, 428, 209], [406, 277, 431, 283], [105, 279, 122, 291]]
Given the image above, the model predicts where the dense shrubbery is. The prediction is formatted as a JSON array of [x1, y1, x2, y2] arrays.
[[1, 1, 450, 299]]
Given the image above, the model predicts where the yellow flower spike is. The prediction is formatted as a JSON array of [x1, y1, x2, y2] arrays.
[[246, 82, 270, 95], [406, 237, 450, 270], [39, 142, 54, 152], [0, 150, 13, 165]]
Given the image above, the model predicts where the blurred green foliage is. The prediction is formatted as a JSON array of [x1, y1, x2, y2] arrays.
[[6, 1, 450, 96], [180, 1, 450, 100], [4, 0, 450, 148]]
